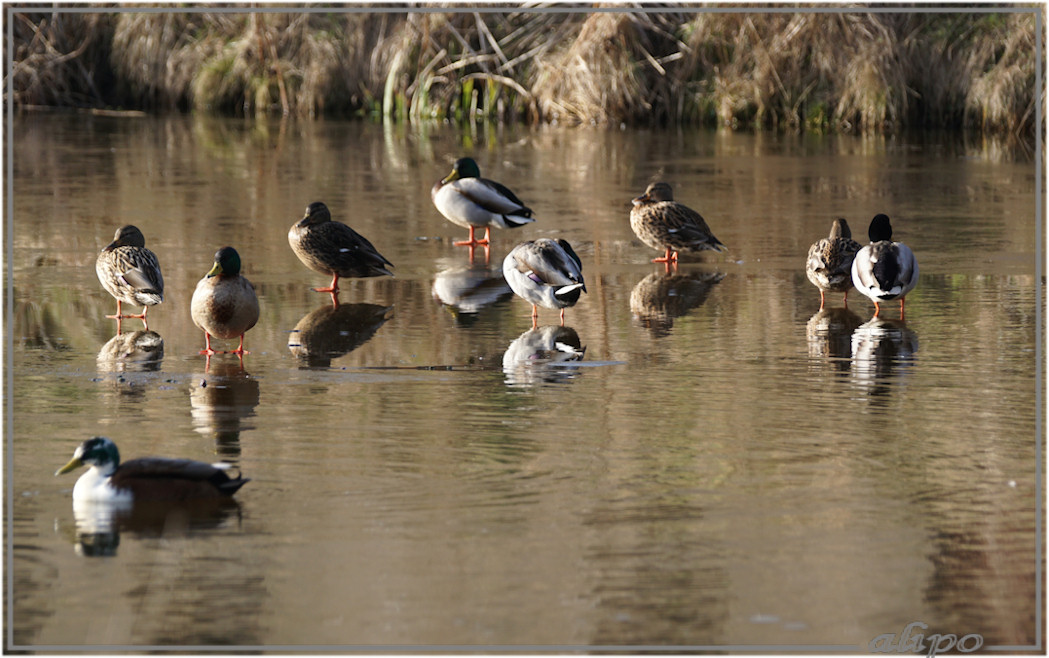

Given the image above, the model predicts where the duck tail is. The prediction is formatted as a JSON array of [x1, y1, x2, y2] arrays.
[[211, 463, 250, 495], [555, 283, 586, 305], [135, 290, 164, 305], [218, 475, 250, 495], [501, 212, 536, 229]]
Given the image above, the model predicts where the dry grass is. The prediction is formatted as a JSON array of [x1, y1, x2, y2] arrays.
[[8, 8, 1040, 140], [962, 13, 1038, 136], [10, 11, 117, 107], [532, 13, 648, 124]]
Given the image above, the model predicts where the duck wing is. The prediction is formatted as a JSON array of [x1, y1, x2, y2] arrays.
[[453, 178, 534, 217], [114, 248, 164, 297], [113, 458, 249, 498], [892, 242, 919, 290], [809, 237, 859, 276], [648, 202, 726, 252], [672, 206, 725, 248], [319, 221, 394, 275], [512, 240, 585, 289]]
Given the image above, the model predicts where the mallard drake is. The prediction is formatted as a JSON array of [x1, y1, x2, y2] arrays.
[[95, 225, 164, 327], [190, 246, 260, 355], [56, 437, 249, 502], [851, 214, 919, 319], [630, 182, 726, 264], [289, 201, 393, 300], [432, 157, 535, 246], [806, 217, 861, 309], [502, 238, 586, 326]]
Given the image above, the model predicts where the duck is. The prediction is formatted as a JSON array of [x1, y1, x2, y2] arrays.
[[55, 436, 249, 502], [851, 214, 919, 319], [806, 217, 861, 309], [288, 201, 393, 301], [630, 182, 726, 264], [95, 225, 164, 328], [190, 246, 260, 355], [432, 157, 535, 247], [502, 238, 586, 327]]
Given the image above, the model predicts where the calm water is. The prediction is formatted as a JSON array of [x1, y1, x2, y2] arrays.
[[8, 114, 1040, 650]]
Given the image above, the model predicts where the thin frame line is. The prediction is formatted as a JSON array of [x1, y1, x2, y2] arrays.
[[3, 2, 1043, 654], [0, 4, 1041, 13]]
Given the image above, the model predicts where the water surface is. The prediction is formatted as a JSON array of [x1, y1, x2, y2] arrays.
[[8, 114, 1040, 650]]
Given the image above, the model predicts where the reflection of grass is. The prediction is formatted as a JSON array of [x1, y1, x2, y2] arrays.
[[14, 300, 70, 351], [10, 10, 1037, 140]]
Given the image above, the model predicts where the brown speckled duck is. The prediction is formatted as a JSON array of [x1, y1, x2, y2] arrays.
[[806, 217, 861, 309], [630, 182, 726, 264], [95, 225, 164, 327], [289, 201, 393, 300]]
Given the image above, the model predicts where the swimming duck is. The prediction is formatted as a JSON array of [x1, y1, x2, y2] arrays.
[[851, 214, 919, 319], [56, 436, 249, 502], [502, 238, 586, 326], [806, 217, 861, 309], [289, 201, 393, 300], [630, 182, 726, 264], [95, 225, 164, 327], [432, 157, 535, 246], [190, 246, 260, 355]]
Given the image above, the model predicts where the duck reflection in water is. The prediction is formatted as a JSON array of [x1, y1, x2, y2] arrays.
[[97, 330, 164, 373], [65, 496, 243, 557], [432, 257, 512, 326], [191, 359, 260, 458], [851, 317, 919, 401], [630, 270, 725, 338], [806, 307, 864, 374], [95, 330, 164, 402], [288, 303, 393, 368], [502, 325, 586, 386]]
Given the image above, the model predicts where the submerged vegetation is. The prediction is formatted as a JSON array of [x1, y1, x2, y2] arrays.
[[9, 8, 1040, 139]]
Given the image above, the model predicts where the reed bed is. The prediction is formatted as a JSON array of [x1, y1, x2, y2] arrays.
[[8, 7, 1040, 139]]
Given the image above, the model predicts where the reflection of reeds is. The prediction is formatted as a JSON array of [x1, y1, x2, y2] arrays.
[[14, 300, 68, 351], [9, 10, 1038, 139]]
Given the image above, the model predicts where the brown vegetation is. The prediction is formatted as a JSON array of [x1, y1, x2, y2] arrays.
[[8, 8, 1041, 140]]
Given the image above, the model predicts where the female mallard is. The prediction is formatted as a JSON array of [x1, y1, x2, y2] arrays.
[[630, 182, 726, 263], [502, 238, 586, 326], [95, 225, 164, 327], [190, 246, 260, 355], [806, 217, 861, 309], [851, 214, 919, 319], [56, 436, 249, 502], [289, 201, 393, 299], [432, 157, 535, 246]]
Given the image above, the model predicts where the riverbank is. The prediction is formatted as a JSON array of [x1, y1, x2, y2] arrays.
[[9, 8, 1039, 140]]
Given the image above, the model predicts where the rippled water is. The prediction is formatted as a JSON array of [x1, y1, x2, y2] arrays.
[[8, 114, 1040, 650]]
